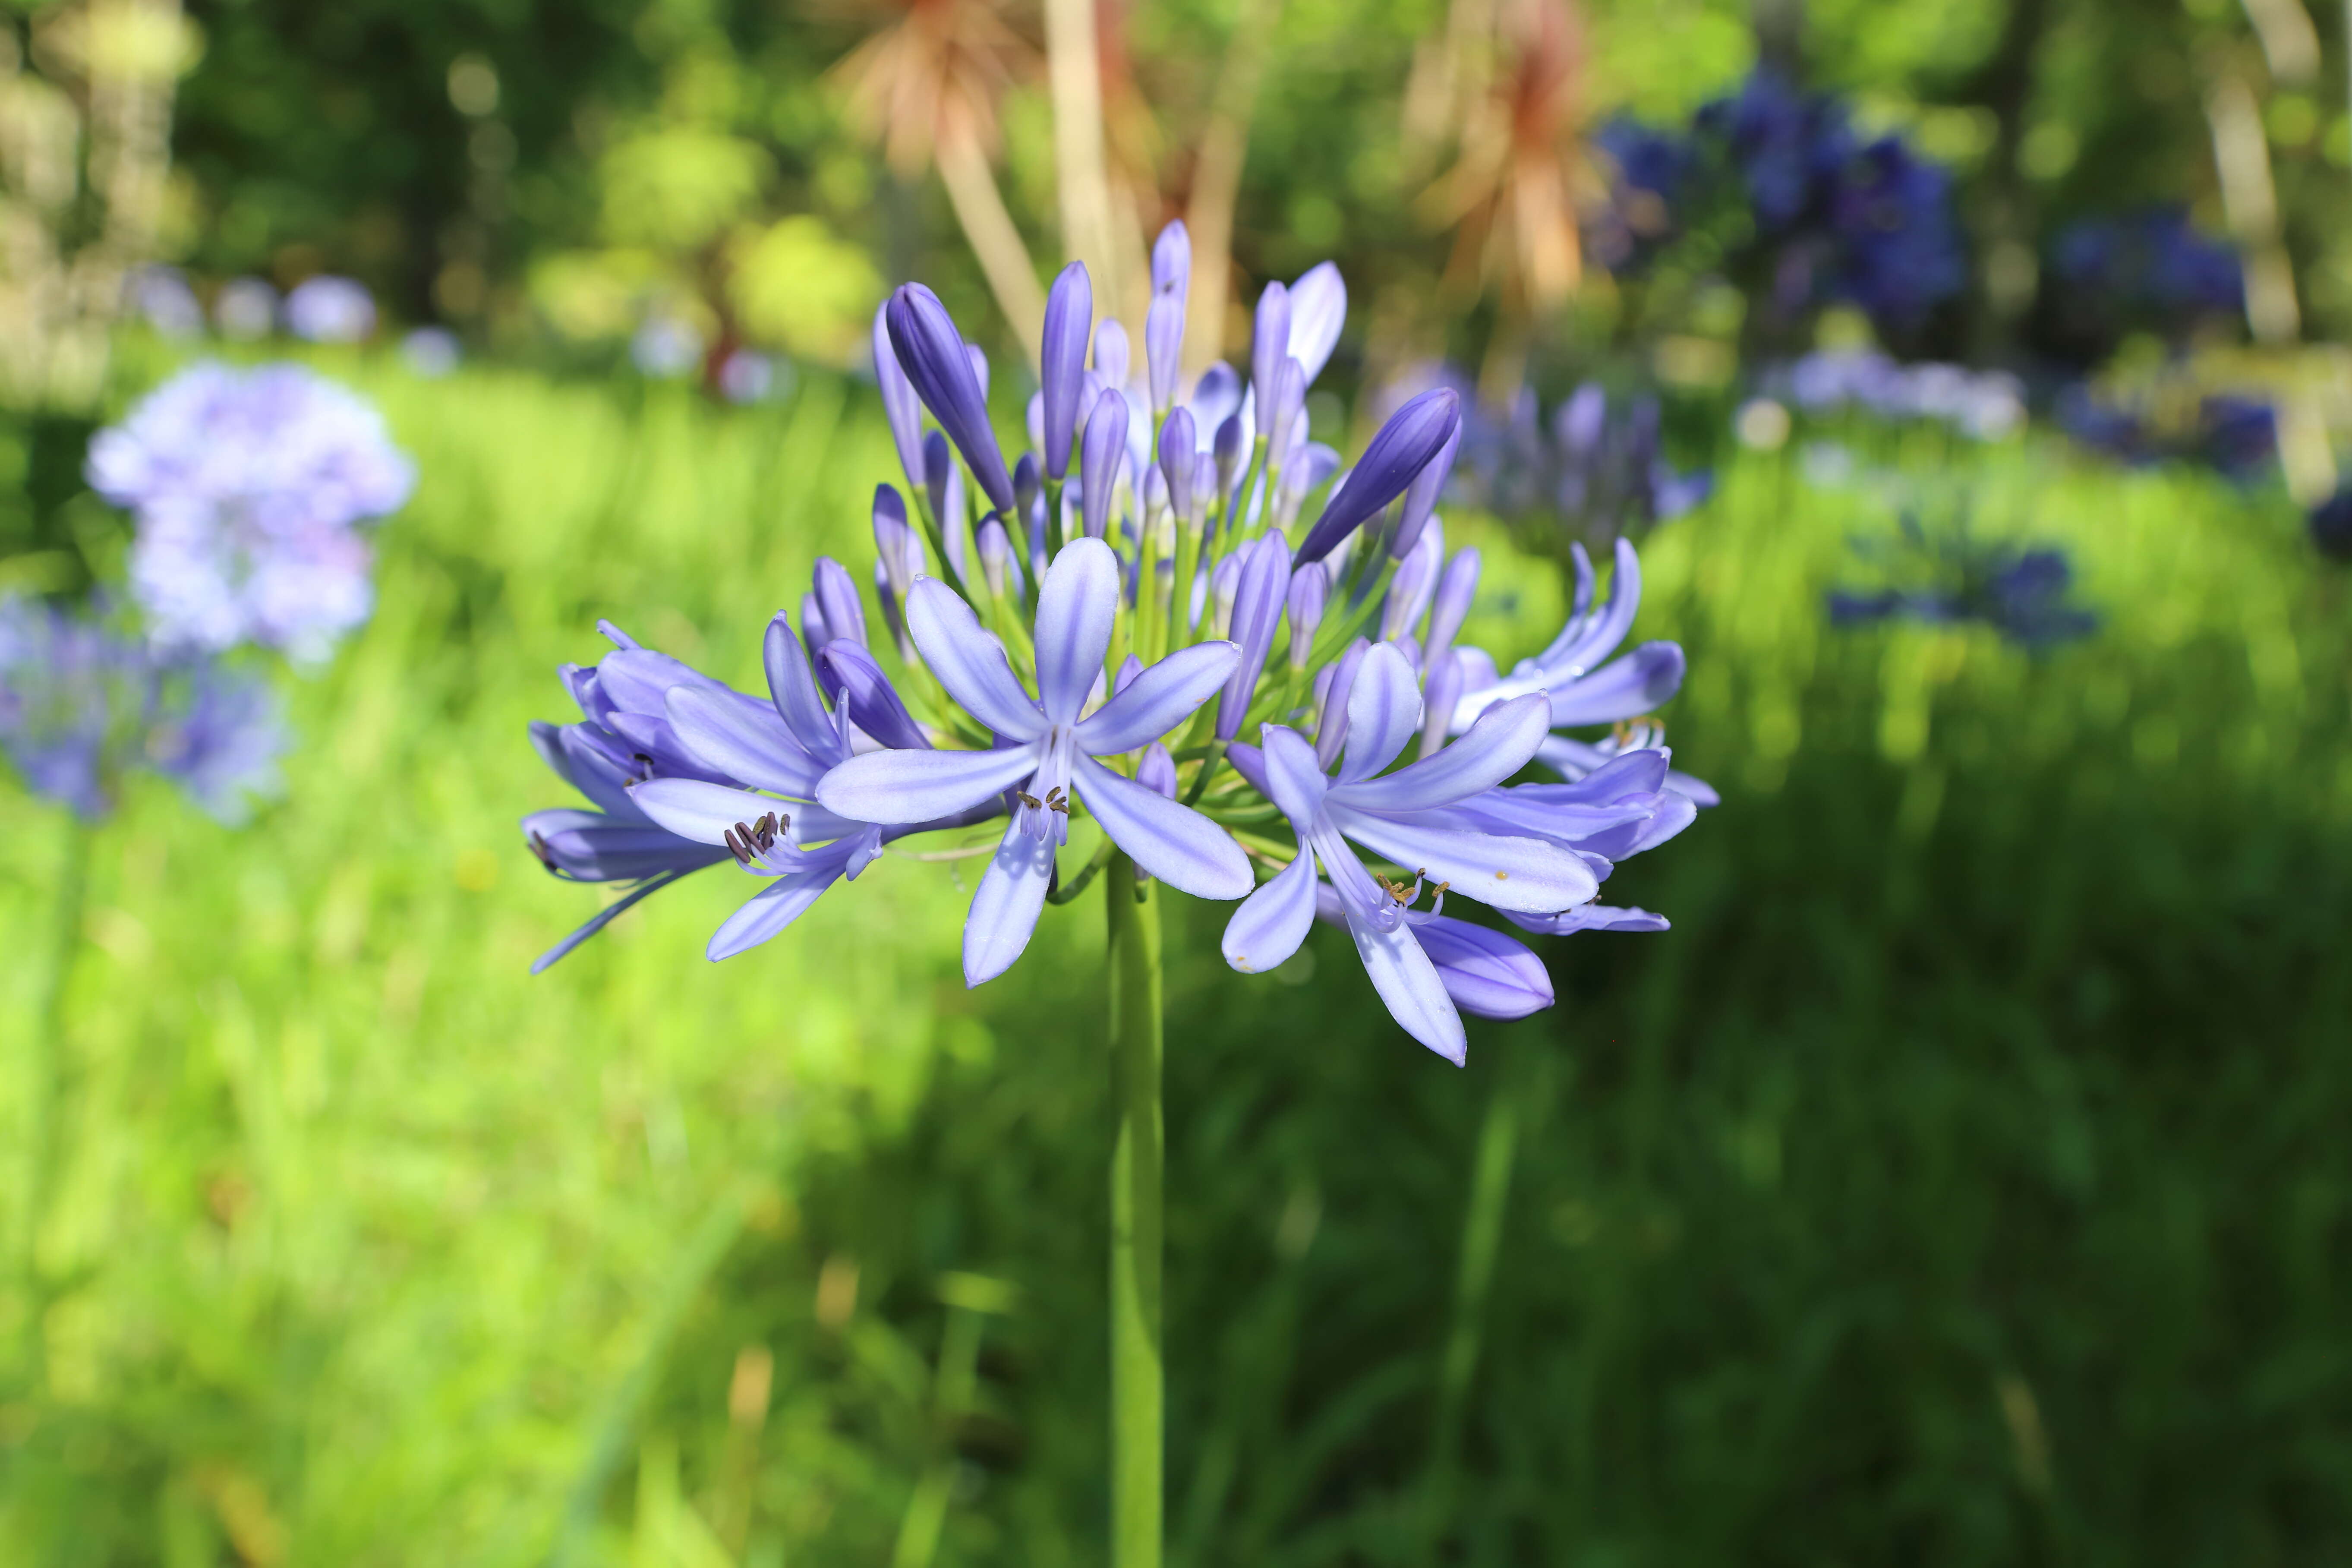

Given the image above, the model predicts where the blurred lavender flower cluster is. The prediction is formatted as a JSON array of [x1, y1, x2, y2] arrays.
[[1439, 378, 1712, 546], [1595, 73, 1966, 344], [126, 269, 393, 346], [1780, 350, 2026, 440], [1828, 512, 2097, 650], [87, 362, 416, 663], [0, 596, 287, 822]]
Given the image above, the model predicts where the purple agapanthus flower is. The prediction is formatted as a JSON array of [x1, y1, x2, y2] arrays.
[[527, 223, 1709, 1062], [1223, 645, 1600, 1060], [1827, 511, 2098, 650], [818, 537, 1251, 984], [87, 362, 415, 663]]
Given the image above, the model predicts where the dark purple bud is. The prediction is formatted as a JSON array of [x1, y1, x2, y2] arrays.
[[873, 300, 925, 493], [922, 427, 958, 537], [976, 514, 1012, 598], [1394, 420, 1461, 558], [813, 556, 868, 648], [1417, 651, 1463, 761], [1424, 546, 1482, 667], [1314, 637, 1371, 769], [1251, 281, 1291, 416], [1014, 452, 1040, 531], [1093, 318, 1130, 388], [1381, 526, 1442, 643], [1296, 388, 1461, 563], [1040, 262, 1091, 479], [1146, 291, 1185, 413], [873, 484, 915, 600], [1286, 563, 1328, 670], [1081, 389, 1128, 540], [1213, 413, 1245, 502], [1152, 221, 1192, 300], [885, 284, 1014, 512], [1158, 407, 1196, 520], [816, 640, 929, 752], [1217, 531, 1292, 739]]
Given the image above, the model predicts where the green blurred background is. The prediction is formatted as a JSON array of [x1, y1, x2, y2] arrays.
[[4, 0, 2352, 1562]]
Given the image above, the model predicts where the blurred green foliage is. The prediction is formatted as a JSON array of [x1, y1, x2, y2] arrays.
[[4, 357, 2347, 1561]]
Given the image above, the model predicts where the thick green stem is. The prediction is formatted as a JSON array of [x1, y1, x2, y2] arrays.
[[18, 817, 90, 1389], [1106, 854, 1163, 1568]]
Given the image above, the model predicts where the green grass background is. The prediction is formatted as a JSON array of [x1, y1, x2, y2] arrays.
[[3, 359, 2349, 1565]]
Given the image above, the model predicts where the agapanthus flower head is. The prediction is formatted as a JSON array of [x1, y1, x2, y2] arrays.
[[283, 275, 378, 344], [1827, 510, 2098, 650], [2047, 208, 2242, 361], [525, 252, 1709, 1062], [0, 594, 288, 823], [401, 328, 463, 379], [87, 362, 416, 663]]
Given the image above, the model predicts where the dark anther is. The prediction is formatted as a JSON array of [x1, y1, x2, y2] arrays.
[[725, 825, 749, 865], [1047, 788, 1069, 815], [530, 832, 558, 871], [1016, 790, 1043, 809]]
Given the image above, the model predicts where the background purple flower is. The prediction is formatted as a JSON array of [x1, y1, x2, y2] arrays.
[[87, 362, 416, 663]]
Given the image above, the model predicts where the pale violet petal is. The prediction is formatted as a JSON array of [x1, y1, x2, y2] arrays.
[[666, 685, 825, 796], [629, 778, 791, 845], [707, 870, 841, 960], [1256, 725, 1331, 832], [1327, 691, 1549, 814], [907, 577, 1047, 739], [1545, 642, 1687, 727], [963, 822, 1056, 984], [530, 871, 690, 975], [1339, 642, 1423, 782], [1345, 912, 1466, 1063], [1033, 536, 1122, 724], [1075, 640, 1239, 754], [1220, 850, 1319, 975], [1072, 754, 1252, 899], [816, 743, 1040, 825], [1285, 262, 1347, 387], [765, 613, 841, 759], [1328, 805, 1599, 913], [1408, 913, 1554, 1020]]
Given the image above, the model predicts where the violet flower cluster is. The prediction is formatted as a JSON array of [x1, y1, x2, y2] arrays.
[[0, 595, 289, 823], [2045, 208, 2242, 362], [523, 228, 1712, 1061], [87, 361, 416, 664], [2056, 382, 2275, 481], [1594, 73, 1965, 344]]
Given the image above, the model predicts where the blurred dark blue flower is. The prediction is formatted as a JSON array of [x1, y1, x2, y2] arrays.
[[1595, 73, 1965, 342], [2048, 208, 2242, 358], [1828, 514, 2097, 650], [2057, 383, 2275, 480], [2308, 487, 2352, 562]]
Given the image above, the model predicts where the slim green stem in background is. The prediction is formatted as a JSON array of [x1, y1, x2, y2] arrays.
[[16, 816, 90, 1391], [1106, 853, 1165, 1568], [1419, 1059, 1520, 1557]]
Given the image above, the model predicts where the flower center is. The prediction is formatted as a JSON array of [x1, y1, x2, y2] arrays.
[[1012, 729, 1076, 847], [725, 811, 788, 867]]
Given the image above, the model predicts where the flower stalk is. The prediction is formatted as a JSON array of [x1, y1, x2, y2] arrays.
[[1106, 852, 1164, 1568]]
